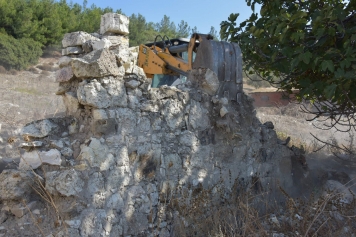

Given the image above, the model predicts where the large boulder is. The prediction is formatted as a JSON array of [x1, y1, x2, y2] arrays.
[[71, 49, 124, 78], [21, 119, 58, 138], [102, 35, 129, 48], [323, 180, 354, 204], [45, 169, 84, 197], [19, 149, 62, 170], [62, 92, 80, 116], [55, 66, 74, 82], [62, 31, 99, 48], [100, 13, 129, 35], [77, 77, 127, 108], [62, 46, 83, 56]]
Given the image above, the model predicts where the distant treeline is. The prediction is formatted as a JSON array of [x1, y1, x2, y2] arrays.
[[0, 0, 219, 70]]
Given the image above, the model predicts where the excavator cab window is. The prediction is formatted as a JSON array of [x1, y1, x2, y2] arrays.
[[151, 74, 186, 88], [150, 47, 194, 88]]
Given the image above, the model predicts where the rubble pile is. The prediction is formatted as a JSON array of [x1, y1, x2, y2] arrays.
[[0, 13, 299, 237]]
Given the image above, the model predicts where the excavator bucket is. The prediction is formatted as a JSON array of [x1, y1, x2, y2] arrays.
[[192, 37, 243, 101]]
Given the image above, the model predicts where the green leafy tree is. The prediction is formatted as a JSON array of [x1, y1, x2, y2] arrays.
[[129, 13, 158, 46], [176, 20, 191, 38], [0, 33, 42, 70], [155, 15, 177, 39], [191, 26, 199, 35], [208, 26, 220, 40], [221, 0, 356, 130]]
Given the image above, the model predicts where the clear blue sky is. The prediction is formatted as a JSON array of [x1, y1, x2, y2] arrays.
[[71, 0, 260, 35]]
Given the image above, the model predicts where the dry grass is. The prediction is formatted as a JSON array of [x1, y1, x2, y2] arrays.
[[162, 178, 356, 237], [37, 63, 57, 72], [9, 69, 18, 75], [0, 65, 7, 74]]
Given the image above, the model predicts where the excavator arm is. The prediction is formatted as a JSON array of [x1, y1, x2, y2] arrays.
[[137, 34, 243, 101]]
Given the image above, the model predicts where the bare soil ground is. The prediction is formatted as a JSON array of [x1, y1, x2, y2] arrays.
[[254, 97, 356, 195], [0, 58, 65, 162]]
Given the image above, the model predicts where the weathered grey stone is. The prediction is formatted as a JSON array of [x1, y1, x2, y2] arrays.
[[56, 82, 71, 95], [100, 13, 129, 35], [10, 206, 27, 218], [138, 116, 151, 133], [92, 38, 112, 50], [19, 149, 62, 170], [77, 138, 115, 171], [80, 209, 106, 237], [56, 228, 80, 237], [62, 46, 83, 56], [62, 92, 80, 116], [160, 228, 170, 237], [125, 80, 140, 89], [71, 49, 124, 78], [131, 65, 146, 80], [77, 77, 127, 108], [106, 192, 124, 210], [161, 153, 182, 176], [0, 170, 39, 200], [188, 100, 210, 131], [10, 202, 36, 218], [45, 169, 84, 197], [264, 121, 275, 129], [68, 118, 79, 135], [61, 147, 73, 157], [102, 35, 129, 48], [82, 40, 94, 53], [58, 56, 72, 68], [127, 94, 139, 110], [92, 109, 108, 120], [64, 219, 81, 229], [201, 68, 219, 95], [162, 99, 184, 130], [323, 180, 354, 204], [21, 119, 57, 138], [19, 141, 43, 148], [55, 66, 74, 82], [220, 106, 228, 117], [115, 146, 130, 166], [62, 31, 99, 48], [179, 130, 199, 148], [116, 108, 136, 134], [126, 212, 148, 236], [140, 101, 160, 112], [50, 140, 64, 149]]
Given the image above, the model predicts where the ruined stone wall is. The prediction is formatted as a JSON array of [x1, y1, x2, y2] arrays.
[[0, 13, 294, 237]]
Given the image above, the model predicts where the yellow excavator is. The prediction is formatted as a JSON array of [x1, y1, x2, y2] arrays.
[[137, 33, 243, 101]]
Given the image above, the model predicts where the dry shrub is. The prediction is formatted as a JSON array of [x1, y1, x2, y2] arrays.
[[40, 70, 50, 76], [28, 66, 39, 74], [165, 177, 356, 237], [0, 65, 7, 74], [52, 51, 62, 58], [9, 69, 18, 75], [37, 63, 56, 72]]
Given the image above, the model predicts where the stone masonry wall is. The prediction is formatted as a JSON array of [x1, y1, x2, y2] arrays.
[[0, 13, 294, 237]]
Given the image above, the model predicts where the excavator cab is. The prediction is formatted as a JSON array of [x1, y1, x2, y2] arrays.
[[138, 33, 243, 101], [140, 36, 196, 88]]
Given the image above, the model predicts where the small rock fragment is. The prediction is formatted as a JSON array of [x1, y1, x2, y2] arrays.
[[220, 106, 228, 117]]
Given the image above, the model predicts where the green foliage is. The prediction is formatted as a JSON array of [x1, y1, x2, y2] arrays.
[[129, 13, 158, 47], [176, 20, 191, 38], [221, 0, 356, 125], [0, 33, 42, 70], [208, 26, 220, 41], [155, 15, 177, 39]]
